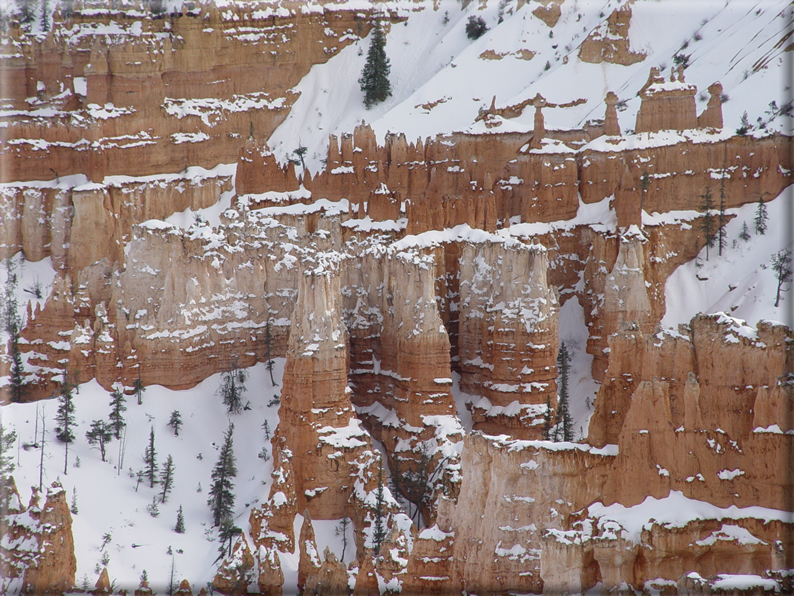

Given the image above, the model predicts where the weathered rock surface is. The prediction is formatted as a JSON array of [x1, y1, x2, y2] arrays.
[[0, 481, 77, 594], [578, 4, 646, 66]]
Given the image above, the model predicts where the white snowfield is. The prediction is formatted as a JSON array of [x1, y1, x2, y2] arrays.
[[2, 0, 793, 592]]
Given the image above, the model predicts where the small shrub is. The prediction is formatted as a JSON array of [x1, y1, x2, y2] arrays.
[[673, 53, 689, 68], [465, 15, 488, 40]]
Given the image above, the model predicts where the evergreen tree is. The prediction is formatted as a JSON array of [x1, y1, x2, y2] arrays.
[[465, 15, 488, 40], [175, 505, 185, 533], [717, 164, 728, 257], [0, 423, 16, 480], [557, 342, 573, 442], [3, 258, 25, 403], [219, 362, 247, 415], [55, 371, 77, 474], [85, 420, 113, 462], [18, 0, 35, 24], [699, 187, 716, 261], [167, 410, 183, 437], [264, 319, 276, 387], [40, 0, 49, 31], [108, 388, 127, 440], [739, 222, 751, 242], [218, 519, 242, 558], [71, 487, 78, 515], [771, 249, 793, 308], [208, 422, 237, 527], [160, 454, 175, 503], [0, 423, 17, 511], [754, 197, 768, 235], [736, 111, 751, 136], [542, 393, 552, 440], [335, 517, 350, 561], [372, 459, 387, 555], [143, 427, 157, 488], [133, 371, 146, 405], [146, 495, 160, 517], [358, 25, 392, 109]]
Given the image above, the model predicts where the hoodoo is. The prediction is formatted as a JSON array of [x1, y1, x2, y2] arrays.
[[1, 0, 791, 594]]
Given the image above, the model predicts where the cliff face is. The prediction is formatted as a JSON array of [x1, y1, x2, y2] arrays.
[[458, 241, 559, 438], [407, 312, 792, 594], [0, 481, 77, 594], [273, 265, 377, 519], [0, 3, 398, 182]]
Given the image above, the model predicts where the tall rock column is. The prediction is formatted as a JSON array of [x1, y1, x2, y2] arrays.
[[582, 229, 653, 380], [458, 241, 559, 439], [272, 265, 376, 519], [346, 248, 463, 523]]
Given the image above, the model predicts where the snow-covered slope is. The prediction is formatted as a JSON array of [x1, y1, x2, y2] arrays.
[[269, 0, 793, 171]]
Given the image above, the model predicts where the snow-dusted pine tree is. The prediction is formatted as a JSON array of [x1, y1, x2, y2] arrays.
[[208, 423, 237, 526], [358, 24, 391, 109]]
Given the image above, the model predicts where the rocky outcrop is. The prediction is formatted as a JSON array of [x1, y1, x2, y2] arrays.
[[1, 3, 400, 182], [635, 66, 698, 133], [458, 240, 559, 438], [0, 481, 77, 594], [578, 4, 646, 66], [273, 265, 377, 519]]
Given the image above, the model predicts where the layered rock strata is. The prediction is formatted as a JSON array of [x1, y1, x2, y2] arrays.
[[0, 480, 77, 594], [457, 240, 559, 438], [0, 3, 407, 182]]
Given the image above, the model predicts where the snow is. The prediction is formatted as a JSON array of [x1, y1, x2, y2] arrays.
[[268, 0, 792, 173], [662, 188, 793, 329], [588, 490, 794, 544], [1, 361, 287, 592]]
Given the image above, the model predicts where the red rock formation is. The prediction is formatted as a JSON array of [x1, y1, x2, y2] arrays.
[[304, 548, 348, 596], [0, 480, 76, 593], [298, 511, 322, 592], [603, 91, 622, 137], [457, 240, 559, 438], [697, 82, 725, 129], [635, 66, 698, 133], [579, 4, 646, 66], [1, 4, 394, 182], [273, 265, 378, 519]]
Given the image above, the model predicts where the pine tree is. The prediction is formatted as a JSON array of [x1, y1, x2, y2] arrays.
[[265, 319, 276, 387], [146, 495, 160, 517], [771, 249, 793, 308], [143, 427, 157, 488], [0, 423, 16, 480], [108, 388, 127, 440], [133, 371, 146, 405], [85, 420, 113, 462], [219, 362, 247, 415], [335, 517, 350, 561], [0, 423, 17, 511], [3, 258, 25, 404], [18, 0, 35, 24], [71, 487, 78, 515], [358, 24, 392, 109], [557, 342, 573, 442], [40, 0, 49, 31], [699, 187, 716, 261], [739, 222, 751, 242], [208, 422, 237, 527], [160, 455, 175, 503], [167, 411, 183, 437], [717, 158, 728, 257], [55, 371, 77, 474], [754, 197, 768, 235], [372, 459, 387, 555], [175, 505, 185, 533], [543, 393, 552, 440]]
